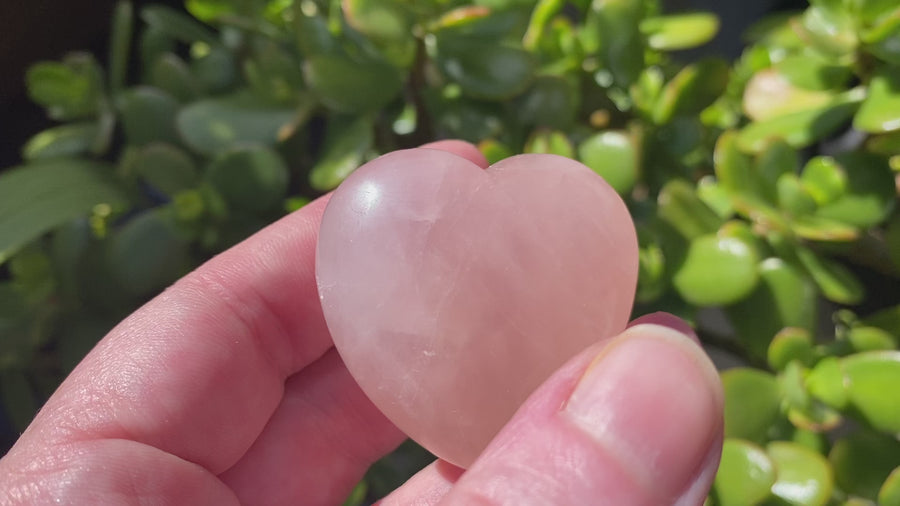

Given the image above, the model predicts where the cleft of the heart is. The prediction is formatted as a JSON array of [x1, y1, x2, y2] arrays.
[[316, 147, 638, 468]]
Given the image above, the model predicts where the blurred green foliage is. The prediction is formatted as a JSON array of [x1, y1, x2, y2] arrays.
[[0, 0, 898, 504]]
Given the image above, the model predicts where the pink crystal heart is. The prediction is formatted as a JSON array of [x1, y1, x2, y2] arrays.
[[316, 148, 638, 467]]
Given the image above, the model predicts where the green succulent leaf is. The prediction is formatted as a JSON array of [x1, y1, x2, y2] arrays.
[[712, 439, 777, 506], [814, 152, 895, 228], [22, 123, 100, 161], [722, 368, 782, 443], [639, 12, 719, 51], [26, 54, 103, 121], [584, 0, 645, 87], [176, 91, 304, 155], [343, 0, 413, 42], [768, 327, 816, 371], [117, 86, 181, 146], [796, 5, 858, 61], [841, 351, 900, 433], [107, 208, 191, 298], [149, 53, 200, 102], [304, 54, 405, 113], [880, 467, 900, 506], [855, 66, 900, 133], [657, 179, 723, 240], [862, 10, 900, 64], [432, 35, 535, 100], [205, 144, 289, 215], [131, 143, 199, 197], [515, 76, 578, 129], [652, 57, 729, 124], [577, 130, 637, 195], [0, 160, 129, 263], [737, 88, 864, 152], [800, 156, 847, 206], [309, 116, 375, 191], [673, 234, 760, 307], [109, 0, 134, 94], [830, 431, 900, 500], [795, 245, 864, 305], [847, 326, 898, 352], [140, 5, 219, 45], [525, 129, 574, 158], [766, 441, 834, 506], [743, 70, 836, 122]]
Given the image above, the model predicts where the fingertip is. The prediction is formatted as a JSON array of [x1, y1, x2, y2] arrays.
[[628, 311, 700, 346]]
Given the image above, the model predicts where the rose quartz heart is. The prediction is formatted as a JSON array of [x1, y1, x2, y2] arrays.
[[316, 149, 638, 467]]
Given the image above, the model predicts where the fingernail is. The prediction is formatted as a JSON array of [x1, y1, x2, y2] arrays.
[[563, 324, 723, 499]]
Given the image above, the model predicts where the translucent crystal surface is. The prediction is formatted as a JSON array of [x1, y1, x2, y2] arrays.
[[316, 148, 638, 467]]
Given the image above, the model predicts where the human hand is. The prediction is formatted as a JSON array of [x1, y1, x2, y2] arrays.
[[0, 141, 723, 505]]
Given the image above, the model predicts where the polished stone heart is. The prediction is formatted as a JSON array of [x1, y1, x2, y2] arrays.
[[316, 148, 638, 467]]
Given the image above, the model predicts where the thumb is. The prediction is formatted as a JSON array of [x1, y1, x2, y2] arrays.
[[441, 319, 724, 505]]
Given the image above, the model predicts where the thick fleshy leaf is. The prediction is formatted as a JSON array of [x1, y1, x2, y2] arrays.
[[515, 76, 578, 129], [653, 58, 729, 124], [854, 67, 900, 133], [304, 54, 404, 112], [132, 143, 199, 196], [807, 356, 850, 410], [743, 69, 835, 122], [737, 89, 864, 152], [657, 179, 723, 239], [584, 0, 645, 87], [862, 11, 900, 64], [309, 117, 374, 191], [795, 246, 864, 304], [0, 160, 128, 262], [800, 156, 847, 206], [577, 130, 637, 194], [477, 139, 514, 165], [149, 53, 200, 102], [117, 86, 180, 146], [176, 92, 302, 155], [796, 6, 858, 61], [525, 130, 574, 158], [25, 54, 103, 121], [756, 139, 798, 189], [712, 439, 777, 506], [107, 208, 191, 298], [814, 152, 895, 228], [722, 368, 782, 443], [191, 45, 238, 94], [140, 5, 219, 45], [636, 242, 665, 303], [108, 0, 134, 94], [830, 431, 900, 500], [639, 12, 719, 51], [432, 36, 535, 99], [790, 215, 860, 242], [22, 123, 100, 161], [841, 351, 900, 433], [205, 145, 289, 214], [847, 326, 897, 352], [777, 173, 817, 217], [880, 467, 900, 506], [673, 234, 759, 307], [772, 54, 852, 91], [768, 327, 816, 371], [714, 130, 772, 204], [243, 43, 305, 104], [343, 0, 412, 41], [767, 441, 834, 506], [431, 6, 523, 39]]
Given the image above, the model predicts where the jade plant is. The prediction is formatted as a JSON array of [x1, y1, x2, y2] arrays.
[[0, 0, 898, 504]]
